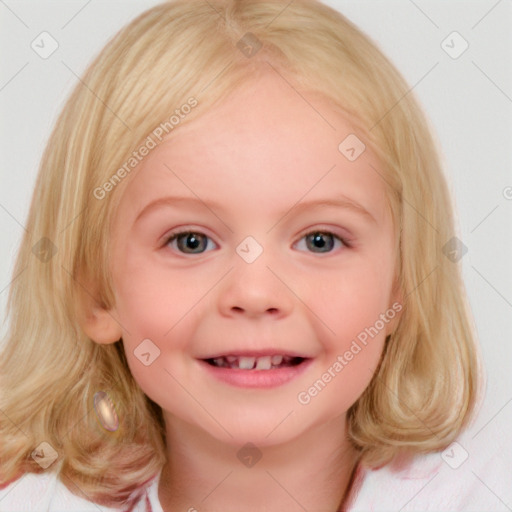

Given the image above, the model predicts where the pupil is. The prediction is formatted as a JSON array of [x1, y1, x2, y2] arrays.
[[307, 232, 333, 252], [313, 234, 325, 247], [187, 234, 200, 249], [178, 233, 205, 253]]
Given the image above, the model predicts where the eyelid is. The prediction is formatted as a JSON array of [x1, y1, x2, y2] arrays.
[[162, 225, 217, 244], [161, 225, 354, 254], [292, 232, 347, 254], [295, 225, 353, 247], [162, 227, 219, 254]]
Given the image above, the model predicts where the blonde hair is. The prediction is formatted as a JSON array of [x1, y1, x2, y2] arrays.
[[0, 0, 481, 506]]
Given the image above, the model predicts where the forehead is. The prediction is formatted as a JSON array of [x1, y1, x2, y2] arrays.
[[115, 72, 390, 222]]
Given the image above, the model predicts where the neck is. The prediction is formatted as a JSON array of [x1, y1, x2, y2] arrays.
[[158, 415, 360, 512]]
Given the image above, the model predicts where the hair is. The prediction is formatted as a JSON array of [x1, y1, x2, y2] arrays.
[[0, 0, 481, 507]]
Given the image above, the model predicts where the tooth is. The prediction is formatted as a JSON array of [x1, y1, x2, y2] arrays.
[[255, 356, 272, 370], [213, 358, 225, 367], [226, 356, 237, 363], [271, 355, 283, 366], [238, 356, 256, 370]]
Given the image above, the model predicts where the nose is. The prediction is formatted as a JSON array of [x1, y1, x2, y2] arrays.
[[217, 256, 294, 320]]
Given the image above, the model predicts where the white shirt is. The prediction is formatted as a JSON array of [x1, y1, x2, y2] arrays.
[[1, 433, 510, 511]]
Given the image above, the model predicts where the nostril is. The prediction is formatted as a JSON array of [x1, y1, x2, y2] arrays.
[[229, 306, 279, 314]]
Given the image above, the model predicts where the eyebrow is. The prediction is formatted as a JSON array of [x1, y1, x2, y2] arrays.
[[135, 195, 376, 224], [282, 197, 376, 223]]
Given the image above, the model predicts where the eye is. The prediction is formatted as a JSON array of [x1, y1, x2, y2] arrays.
[[294, 230, 347, 253], [165, 231, 217, 254]]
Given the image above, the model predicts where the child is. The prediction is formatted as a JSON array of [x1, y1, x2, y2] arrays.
[[0, 0, 501, 510]]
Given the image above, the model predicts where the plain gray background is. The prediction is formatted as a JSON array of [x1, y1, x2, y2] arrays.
[[1, 0, 511, 503]]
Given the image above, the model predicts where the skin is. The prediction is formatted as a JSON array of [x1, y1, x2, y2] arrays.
[[82, 71, 401, 511]]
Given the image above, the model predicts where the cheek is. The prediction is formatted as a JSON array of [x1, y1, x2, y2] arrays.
[[312, 257, 395, 344], [299, 270, 390, 413], [111, 249, 210, 343], [110, 252, 209, 402]]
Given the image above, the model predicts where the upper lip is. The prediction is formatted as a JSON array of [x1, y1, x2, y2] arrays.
[[199, 350, 311, 359]]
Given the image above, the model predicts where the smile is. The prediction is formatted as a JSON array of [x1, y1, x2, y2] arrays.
[[204, 354, 305, 371], [198, 353, 312, 389]]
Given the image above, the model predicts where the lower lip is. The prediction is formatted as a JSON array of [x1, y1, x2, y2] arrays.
[[198, 359, 313, 389]]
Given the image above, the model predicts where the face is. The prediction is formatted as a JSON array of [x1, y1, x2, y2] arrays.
[[105, 72, 399, 447]]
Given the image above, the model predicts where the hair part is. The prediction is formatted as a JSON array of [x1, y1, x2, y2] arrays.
[[0, 0, 481, 506]]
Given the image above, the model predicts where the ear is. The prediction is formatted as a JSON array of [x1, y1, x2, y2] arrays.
[[75, 280, 123, 345]]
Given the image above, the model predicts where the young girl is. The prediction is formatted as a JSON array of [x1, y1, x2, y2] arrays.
[[0, 0, 502, 510]]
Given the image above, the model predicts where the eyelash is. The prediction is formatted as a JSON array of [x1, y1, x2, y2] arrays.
[[163, 228, 351, 255]]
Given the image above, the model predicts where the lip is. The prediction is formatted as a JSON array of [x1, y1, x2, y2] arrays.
[[197, 349, 310, 359], [197, 357, 313, 389]]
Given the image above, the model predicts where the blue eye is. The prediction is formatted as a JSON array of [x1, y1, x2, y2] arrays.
[[165, 231, 216, 254], [295, 231, 345, 253]]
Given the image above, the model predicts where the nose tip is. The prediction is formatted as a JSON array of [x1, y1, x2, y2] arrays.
[[217, 262, 294, 320]]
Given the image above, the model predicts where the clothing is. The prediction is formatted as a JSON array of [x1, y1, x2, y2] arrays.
[[1, 435, 510, 511], [0, 471, 157, 512]]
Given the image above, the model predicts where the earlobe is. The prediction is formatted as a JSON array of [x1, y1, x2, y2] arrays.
[[75, 282, 123, 345], [80, 305, 123, 344]]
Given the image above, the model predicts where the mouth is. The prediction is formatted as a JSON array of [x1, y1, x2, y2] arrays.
[[198, 353, 313, 388], [203, 354, 307, 371]]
